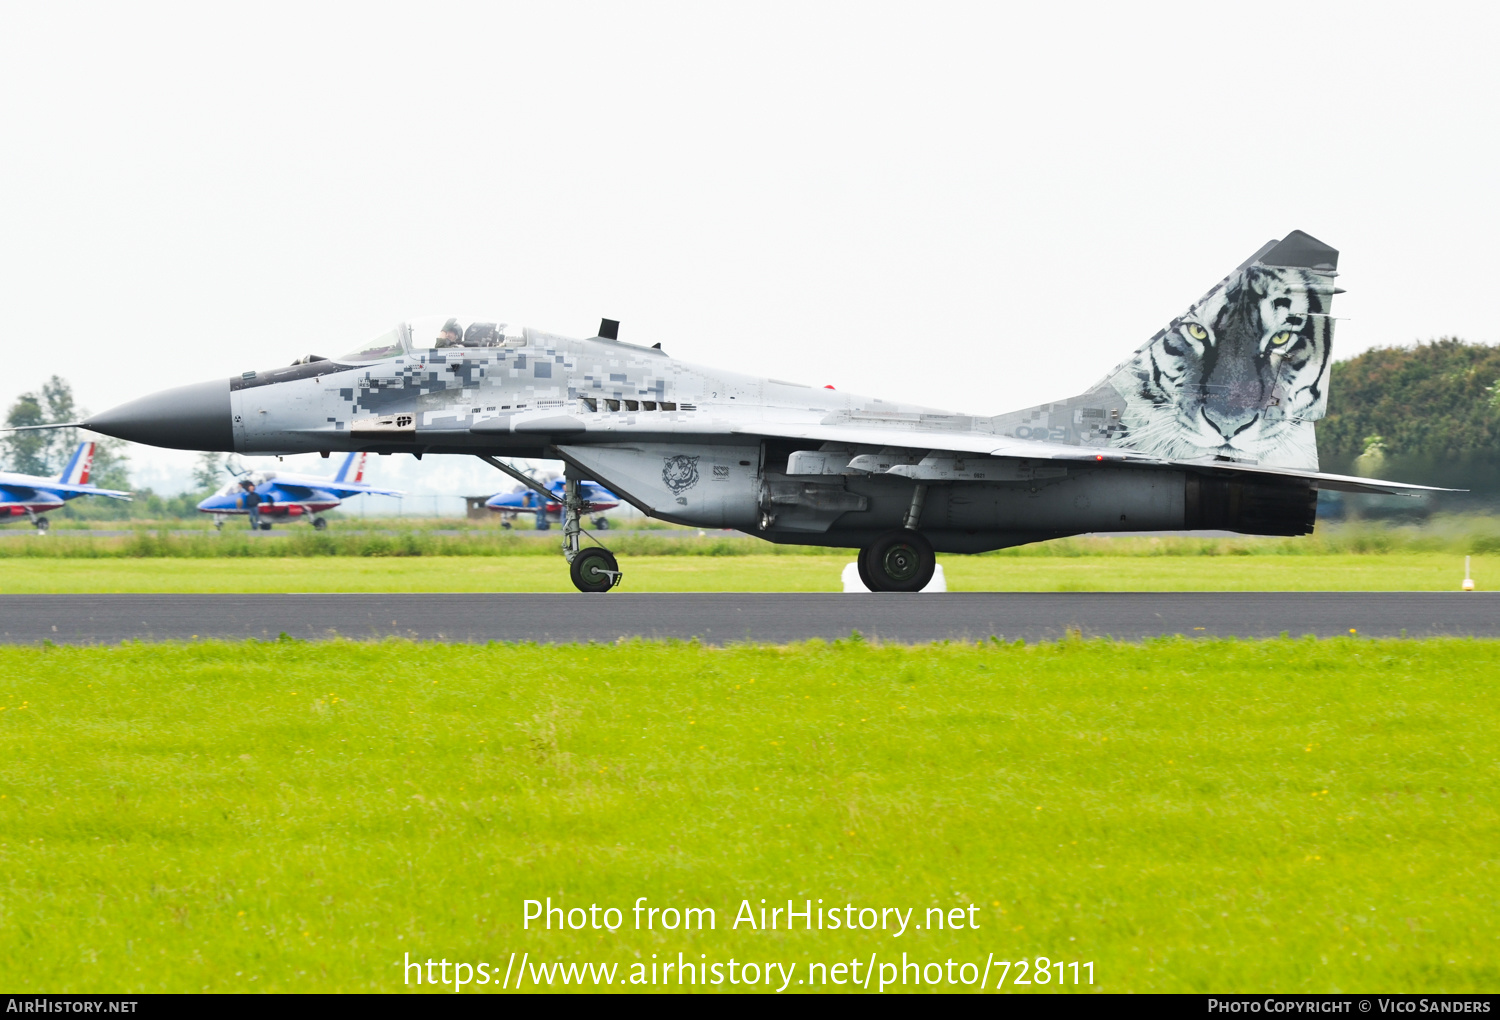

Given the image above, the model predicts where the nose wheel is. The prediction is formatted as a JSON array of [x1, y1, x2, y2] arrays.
[[570, 547, 621, 593]]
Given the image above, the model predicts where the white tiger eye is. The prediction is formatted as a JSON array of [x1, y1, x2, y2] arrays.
[[1186, 323, 1209, 340], [1271, 331, 1293, 345]]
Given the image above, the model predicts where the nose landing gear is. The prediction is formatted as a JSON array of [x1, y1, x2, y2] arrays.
[[561, 477, 621, 592], [479, 455, 622, 593]]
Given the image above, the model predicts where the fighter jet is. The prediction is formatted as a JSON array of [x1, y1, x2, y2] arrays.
[[0, 441, 131, 531], [197, 452, 401, 530], [486, 478, 620, 530], [51, 232, 1447, 590]]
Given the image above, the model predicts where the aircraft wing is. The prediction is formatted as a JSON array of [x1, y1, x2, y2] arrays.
[[728, 420, 1456, 497], [271, 480, 401, 499], [0, 484, 41, 503], [1, 480, 133, 500]]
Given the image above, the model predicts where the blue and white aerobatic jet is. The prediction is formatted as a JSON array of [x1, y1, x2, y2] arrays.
[[197, 451, 402, 530], [486, 478, 620, 530], [0, 441, 131, 531]]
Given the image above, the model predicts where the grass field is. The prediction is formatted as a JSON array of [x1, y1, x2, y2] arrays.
[[0, 552, 1487, 593], [1, 638, 1495, 993]]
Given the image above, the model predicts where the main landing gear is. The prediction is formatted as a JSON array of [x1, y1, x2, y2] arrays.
[[857, 529, 936, 592], [26, 510, 50, 534], [478, 456, 622, 593], [311, 516, 328, 531], [854, 485, 936, 592]]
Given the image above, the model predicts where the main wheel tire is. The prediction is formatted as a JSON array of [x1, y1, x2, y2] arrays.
[[35, 517, 50, 532], [312, 517, 328, 531], [593, 517, 610, 530], [570, 548, 620, 593], [259, 521, 273, 531], [855, 546, 876, 591], [864, 529, 935, 593]]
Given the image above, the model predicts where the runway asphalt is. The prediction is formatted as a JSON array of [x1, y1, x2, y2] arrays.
[[2, 592, 1497, 645]]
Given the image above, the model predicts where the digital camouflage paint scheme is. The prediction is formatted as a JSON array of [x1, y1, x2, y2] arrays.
[[62, 231, 1447, 591]]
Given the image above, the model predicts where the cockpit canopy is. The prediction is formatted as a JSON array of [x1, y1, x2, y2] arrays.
[[336, 317, 527, 363], [215, 472, 273, 495]]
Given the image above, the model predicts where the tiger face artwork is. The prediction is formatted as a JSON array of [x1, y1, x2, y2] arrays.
[[1107, 264, 1336, 469]]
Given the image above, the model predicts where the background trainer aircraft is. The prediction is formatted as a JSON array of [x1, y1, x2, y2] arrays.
[[0, 441, 131, 531], [486, 476, 620, 530], [197, 452, 402, 530], [58, 231, 1449, 589]]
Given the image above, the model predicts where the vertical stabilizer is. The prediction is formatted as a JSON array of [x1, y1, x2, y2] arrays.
[[1102, 230, 1338, 468], [57, 442, 94, 485], [992, 230, 1339, 470], [334, 452, 365, 484]]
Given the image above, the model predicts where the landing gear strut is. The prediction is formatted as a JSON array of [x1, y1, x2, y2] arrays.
[[478, 455, 622, 593], [561, 476, 621, 592]]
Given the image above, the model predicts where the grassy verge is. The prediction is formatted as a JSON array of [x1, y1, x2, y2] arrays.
[[0, 553, 1488, 593], [5, 516, 1500, 559], [0, 638, 1493, 993]]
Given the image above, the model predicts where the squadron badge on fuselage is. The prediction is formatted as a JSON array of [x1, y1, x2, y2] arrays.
[[662, 455, 700, 495]]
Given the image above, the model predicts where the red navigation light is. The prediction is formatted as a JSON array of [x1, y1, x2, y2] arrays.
[[824, 384, 836, 389], [1095, 455, 1104, 461]]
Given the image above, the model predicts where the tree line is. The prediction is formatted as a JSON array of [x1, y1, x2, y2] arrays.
[[1318, 338, 1500, 494]]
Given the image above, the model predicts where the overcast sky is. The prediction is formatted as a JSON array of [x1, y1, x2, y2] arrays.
[[2, 2, 1496, 499]]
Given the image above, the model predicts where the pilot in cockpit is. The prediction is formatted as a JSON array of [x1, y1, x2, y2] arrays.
[[435, 318, 463, 348]]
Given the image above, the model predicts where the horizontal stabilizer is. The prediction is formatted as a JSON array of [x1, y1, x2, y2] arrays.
[[729, 419, 1454, 496]]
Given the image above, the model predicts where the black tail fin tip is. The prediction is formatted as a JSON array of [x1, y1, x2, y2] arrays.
[[1259, 230, 1338, 272]]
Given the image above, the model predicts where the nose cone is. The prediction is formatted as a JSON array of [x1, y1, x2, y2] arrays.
[[197, 493, 232, 512], [85, 379, 233, 452]]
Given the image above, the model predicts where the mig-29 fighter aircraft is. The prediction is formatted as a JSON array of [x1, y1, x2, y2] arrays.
[[0, 441, 131, 531], [49, 232, 1447, 590], [197, 451, 402, 530]]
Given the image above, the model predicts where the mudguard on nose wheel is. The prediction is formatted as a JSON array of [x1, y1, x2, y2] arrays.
[[570, 547, 620, 593]]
